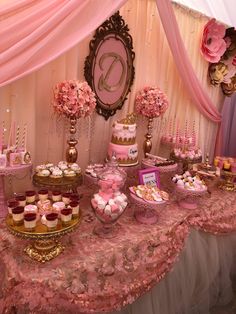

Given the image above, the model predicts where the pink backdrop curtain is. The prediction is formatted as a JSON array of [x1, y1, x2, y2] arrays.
[[0, 0, 223, 151], [0, 0, 127, 87]]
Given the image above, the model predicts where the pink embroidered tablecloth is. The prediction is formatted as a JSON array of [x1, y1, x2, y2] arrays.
[[187, 186, 236, 234], [0, 190, 190, 314]]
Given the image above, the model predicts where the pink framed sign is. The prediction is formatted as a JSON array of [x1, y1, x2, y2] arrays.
[[138, 167, 160, 188], [84, 12, 135, 120]]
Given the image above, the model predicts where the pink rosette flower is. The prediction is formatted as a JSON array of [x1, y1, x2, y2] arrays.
[[135, 86, 168, 118], [201, 19, 227, 63], [53, 80, 96, 118]]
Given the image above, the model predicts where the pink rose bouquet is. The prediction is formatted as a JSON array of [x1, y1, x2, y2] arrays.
[[53, 80, 96, 118], [201, 19, 227, 63], [135, 86, 169, 118]]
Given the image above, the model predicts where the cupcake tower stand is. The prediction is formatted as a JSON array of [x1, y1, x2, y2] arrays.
[[6, 213, 81, 263], [0, 164, 32, 218], [33, 174, 83, 193]]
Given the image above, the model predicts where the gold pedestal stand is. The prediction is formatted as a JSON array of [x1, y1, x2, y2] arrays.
[[143, 117, 153, 157], [219, 170, 236, 192], [66, 116, 78, 163], [6, 214, 81, 263]]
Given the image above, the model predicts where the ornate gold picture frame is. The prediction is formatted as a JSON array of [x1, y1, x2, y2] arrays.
[[84, 12, 135, 120]]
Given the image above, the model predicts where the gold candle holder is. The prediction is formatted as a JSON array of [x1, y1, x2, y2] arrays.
[[66, 116, 78, 163], [143, 117, 153, 157]]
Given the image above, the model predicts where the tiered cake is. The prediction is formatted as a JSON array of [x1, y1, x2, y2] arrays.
[[107, 114, 138, 166]]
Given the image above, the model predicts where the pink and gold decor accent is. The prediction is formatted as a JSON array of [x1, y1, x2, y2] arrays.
[[201, 19, 236, 96], [135, 86, 169, 156], [5, 188, 81, 262], [52, 80, 96, 163]]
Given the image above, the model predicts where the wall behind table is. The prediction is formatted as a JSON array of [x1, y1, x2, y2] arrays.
[[0, 0, 224, 195]]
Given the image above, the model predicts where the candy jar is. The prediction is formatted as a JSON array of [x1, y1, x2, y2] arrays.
[[91, 156, 127, 238]]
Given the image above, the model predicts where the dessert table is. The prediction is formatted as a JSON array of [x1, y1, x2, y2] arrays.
[[1, 185, 236, 314]]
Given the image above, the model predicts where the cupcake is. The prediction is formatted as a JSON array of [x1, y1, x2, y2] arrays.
[[35, 164, 46, 172], [24, 204, 38, 214], [25, 190, 36, 203], [37, 169, 50, 177], [15, 195, 26, 206], [64, 169, 76, 177], [50, 168, 63, 179], [70, 163, 81, 173], [69, 201, 80, 218], [7, 200, 19, 215], [45, 213, 58, 231], [62, 192, 72, 205], [45, 163, 54, 169], [38, 189, 48, 201], [12, 206, 24, 225], [24, 213, 37, 231], [60, 208, 72, 225], [52, 190, 62, 202]]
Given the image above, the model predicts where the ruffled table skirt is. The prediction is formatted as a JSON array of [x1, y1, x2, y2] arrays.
[[113, 229, 236, 314]]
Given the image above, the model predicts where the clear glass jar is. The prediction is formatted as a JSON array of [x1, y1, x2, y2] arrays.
[[91, 156, 127, 238]]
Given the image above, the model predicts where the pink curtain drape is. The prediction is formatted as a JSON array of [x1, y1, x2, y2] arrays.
[[0, 0, 126, 87], [155, 0, 222, 124], [0, 0, 223, 151]]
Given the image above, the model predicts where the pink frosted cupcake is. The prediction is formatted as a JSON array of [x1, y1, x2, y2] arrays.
[[45, 213, 58, 231], [60, 208, 72, 225], [12, 206, 24, 225], [24, 213, 37, 231]]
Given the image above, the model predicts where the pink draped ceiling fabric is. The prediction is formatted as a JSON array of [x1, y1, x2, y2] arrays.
[[0, 0, 222, 149], [0, 0, 127, 87]]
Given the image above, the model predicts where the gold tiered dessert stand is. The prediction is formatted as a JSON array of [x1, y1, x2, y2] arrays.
[[219, 170, 236, 192], [6, 213, 81, 263], [33, 174, 83, 192]]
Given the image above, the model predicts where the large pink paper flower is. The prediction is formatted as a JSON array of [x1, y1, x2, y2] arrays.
[[53, 80, 96, 119], [201, 19, 227, 63], [135, 86, 168, 118]]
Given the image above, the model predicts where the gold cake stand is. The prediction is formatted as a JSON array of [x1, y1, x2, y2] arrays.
[[33, 173, 83, 192], [6, 213, 81, 263], [219, 170, 236, 192]]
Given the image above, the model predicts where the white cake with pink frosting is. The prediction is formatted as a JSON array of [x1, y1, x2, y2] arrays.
[[107, 114, 138, 166]]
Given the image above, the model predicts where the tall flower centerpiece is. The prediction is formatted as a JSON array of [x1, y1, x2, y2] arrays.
[[135, 86, 169, 156], [53, 80, 96, 163]]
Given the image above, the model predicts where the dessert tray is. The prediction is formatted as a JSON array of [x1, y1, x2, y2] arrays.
[[6, 213, 81, 263], [129, 185, 169, 224]]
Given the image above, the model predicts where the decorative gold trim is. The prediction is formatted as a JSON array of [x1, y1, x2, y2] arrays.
[[111, 136, 135, 145]]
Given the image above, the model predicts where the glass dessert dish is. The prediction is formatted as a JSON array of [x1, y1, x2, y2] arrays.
[[91, 156, 127, 238]]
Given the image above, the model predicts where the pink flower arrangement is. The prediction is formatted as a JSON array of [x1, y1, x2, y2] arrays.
[[135, 86, 169, 118], [53, 80, 96, 118], [201, 19, 227, 63]]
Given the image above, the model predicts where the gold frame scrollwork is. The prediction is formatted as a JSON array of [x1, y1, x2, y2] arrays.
[[84, 11, 135, 120]]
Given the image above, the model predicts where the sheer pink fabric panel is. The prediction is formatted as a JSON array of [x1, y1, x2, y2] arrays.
[[155, 0, 222, 123], [0, 0, 127, 87]]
